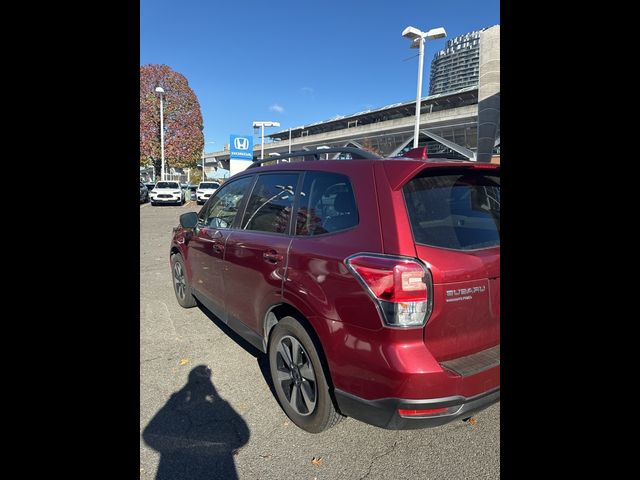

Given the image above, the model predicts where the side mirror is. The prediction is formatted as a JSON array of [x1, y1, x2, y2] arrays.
[[179, 212, 199, 229]]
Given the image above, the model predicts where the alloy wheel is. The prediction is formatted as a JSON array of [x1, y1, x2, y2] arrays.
[[274, 335, 317, 416], [173, 261, 186, 300]]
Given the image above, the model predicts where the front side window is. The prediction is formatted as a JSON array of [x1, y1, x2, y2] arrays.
[[198, 176, 253, 229], [403, 171, 500, 250], [241, 174, 299, 234], [296, 172, 358, 236]]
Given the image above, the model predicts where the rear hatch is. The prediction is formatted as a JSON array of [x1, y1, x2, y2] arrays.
[[402, 167, 500, 361]]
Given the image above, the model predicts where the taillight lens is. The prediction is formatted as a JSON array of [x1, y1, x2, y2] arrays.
[[398, 407, 449, 417], [346, 254, 433, 328]]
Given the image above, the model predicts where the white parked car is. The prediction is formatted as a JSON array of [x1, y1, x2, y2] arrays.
[[196, 181, 220, 205], [150, 181, 185, 206]]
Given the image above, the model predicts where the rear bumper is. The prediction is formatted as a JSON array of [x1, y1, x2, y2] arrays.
[[334, 387, 499, 430]]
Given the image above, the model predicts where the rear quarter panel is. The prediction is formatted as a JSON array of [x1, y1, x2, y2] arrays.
[[283, 161, 385, 332]]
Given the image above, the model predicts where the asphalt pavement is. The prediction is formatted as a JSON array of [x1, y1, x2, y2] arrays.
[[140, 200, 500, 480]]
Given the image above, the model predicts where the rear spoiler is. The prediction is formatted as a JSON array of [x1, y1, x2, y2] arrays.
[[402, 146, 428, 160], [382, 160, 499, 191]]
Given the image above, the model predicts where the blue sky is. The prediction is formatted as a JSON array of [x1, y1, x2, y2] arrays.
[[141, 0, 499, 157]]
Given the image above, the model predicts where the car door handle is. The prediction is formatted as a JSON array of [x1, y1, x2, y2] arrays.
[[263, 250, 283, 264]]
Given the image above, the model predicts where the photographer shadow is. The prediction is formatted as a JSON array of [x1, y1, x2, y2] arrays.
[[142, 365, 250, 480]]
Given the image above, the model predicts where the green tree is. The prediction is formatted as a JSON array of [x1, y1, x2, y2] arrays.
[[140, 64, 204, 177], [189, 169, 203, 185]]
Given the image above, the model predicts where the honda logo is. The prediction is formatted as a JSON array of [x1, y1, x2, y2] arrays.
[[234, 137, 249, 150]]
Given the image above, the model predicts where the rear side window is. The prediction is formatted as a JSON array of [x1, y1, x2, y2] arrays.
[[296, 172, 358, 235], [403, 171, 500, 250], [241, 173, 299, 234]]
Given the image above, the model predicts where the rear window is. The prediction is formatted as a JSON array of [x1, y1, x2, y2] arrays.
[[403, 171, 500, 250]]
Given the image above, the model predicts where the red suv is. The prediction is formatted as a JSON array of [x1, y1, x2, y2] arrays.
[[170, 147, 500, 433]]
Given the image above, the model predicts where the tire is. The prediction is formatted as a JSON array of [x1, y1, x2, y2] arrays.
[[170, 253, 197, 308], [268, 316, 344, 433], [151, 201, 156, 206]]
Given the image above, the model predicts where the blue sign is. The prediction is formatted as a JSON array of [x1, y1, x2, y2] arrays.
[[229, 134, 254, 160]]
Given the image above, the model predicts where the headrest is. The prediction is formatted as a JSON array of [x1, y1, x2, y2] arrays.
[[333, 192, 355, 214]]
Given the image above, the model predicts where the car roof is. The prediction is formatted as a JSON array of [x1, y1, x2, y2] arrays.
[[232, 155, 498, 192], [245, 156, 496, 172], [244, 147, 496, 171]]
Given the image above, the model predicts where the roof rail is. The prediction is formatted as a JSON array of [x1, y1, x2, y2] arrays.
[[247, 147, 381, 169]]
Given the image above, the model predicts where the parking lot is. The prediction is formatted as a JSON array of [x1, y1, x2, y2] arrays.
[[140, 201, 500, 480]]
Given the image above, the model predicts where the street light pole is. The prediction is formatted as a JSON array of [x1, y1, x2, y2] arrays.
[[155, 87, 166, 180], [402, 26, 447, 148], [413, 37, 425, 148], [252, 121, 281, 160]]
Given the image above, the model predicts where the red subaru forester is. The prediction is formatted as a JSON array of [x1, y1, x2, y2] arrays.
[[170, 147, 500, 433]]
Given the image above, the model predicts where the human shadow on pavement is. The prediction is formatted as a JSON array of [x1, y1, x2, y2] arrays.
[[142, 365, 250, 480], [196, 300, 277, 399]]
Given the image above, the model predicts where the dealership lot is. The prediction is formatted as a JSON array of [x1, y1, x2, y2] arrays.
[[140, 202, 500, 479]]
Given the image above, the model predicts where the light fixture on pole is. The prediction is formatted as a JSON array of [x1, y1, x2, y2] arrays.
[[402, 25, 446, 148], [252, 121, 281, 159], [155, 86, 166, 180]]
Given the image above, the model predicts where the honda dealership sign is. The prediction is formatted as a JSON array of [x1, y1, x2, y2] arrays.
[[229, 134, 254, 176], [230, 135, 253, 158]]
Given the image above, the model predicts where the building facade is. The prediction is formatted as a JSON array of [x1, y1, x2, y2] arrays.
[[429, 29, 489, 96]]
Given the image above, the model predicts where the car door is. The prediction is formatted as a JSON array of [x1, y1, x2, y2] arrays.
[[187, 175, 254, 321], [224, 173, 299, 341]]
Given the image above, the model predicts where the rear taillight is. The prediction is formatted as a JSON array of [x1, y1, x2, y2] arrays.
[[345, 254, 433, 328]]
